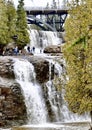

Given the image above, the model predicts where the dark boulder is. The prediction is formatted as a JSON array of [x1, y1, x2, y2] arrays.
[[27, 56, 54, 83], [44, 45, 62, 53], [0, 82, 27, 128]]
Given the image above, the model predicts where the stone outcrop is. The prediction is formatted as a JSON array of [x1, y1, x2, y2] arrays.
[[27, 56, 54, 83], [0, 57, 15, 79], [44, 45, 62, 53], [0, 81, 27, 127]]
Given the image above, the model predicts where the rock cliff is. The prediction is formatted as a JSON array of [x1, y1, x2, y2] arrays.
[[0, 56, 54, 127], [0, 81, 27, 127]]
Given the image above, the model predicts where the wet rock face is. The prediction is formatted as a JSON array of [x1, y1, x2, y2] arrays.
[[27, 56, 54, 83], [0, 83, 27, 128], [33, 60, 49, 83]]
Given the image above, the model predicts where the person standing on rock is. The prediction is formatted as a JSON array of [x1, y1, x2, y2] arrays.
[[13, 46, 19, 55], [32, 46, 35, 53], [27, 46, 30, 53]]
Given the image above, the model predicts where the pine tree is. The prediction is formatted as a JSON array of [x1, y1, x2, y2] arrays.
[[6, 0, 17, 43], [63, 0, 92, 126], [0, 0, 8, 46], [16, 0, 30, 47]]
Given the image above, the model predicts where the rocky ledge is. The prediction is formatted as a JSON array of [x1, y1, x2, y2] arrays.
[[0, 56, 54, 83]]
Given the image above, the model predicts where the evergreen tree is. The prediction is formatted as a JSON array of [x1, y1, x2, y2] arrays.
[[0, 0, 8, 46], [6, 0, 17, 43], [16, 0, 30, 47], [63, 0, 92, 126]]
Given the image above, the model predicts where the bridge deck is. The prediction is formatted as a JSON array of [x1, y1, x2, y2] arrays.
[[25, 9, 68, 15]]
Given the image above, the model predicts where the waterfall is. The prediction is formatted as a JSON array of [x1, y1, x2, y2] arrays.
[[12, 57, 90, 125], [45, 59, 90, 123], [13, 58, 47, 124], [30, 29, 63, 53], [45, 59, 64, 122], [61, 88, 90, 122], [12, 27, 90, 125]]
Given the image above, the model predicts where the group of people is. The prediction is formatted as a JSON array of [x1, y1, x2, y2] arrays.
[[1, 45, 36, 56], [24, 45, 35, 54], [2, 46, 19, 56]]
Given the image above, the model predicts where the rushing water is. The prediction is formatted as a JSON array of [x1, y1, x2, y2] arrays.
[[29, 29, 64, 53], [11, 30, 91, 130], [13, 58, 47, 124], [13, 57, 90, 124]]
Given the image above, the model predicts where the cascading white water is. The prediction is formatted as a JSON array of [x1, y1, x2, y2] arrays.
[[13, 58, 47, 124], [45, 59, 90, 123], [12, 57, 90, 125], [61, 88, 90, 122], [46, 80, 61, 122], [30, 29, 63, 53], [45, 59, 63, 122], [12, 28, 90, 125]]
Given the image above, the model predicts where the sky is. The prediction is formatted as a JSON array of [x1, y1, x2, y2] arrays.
[[13, 0, 52, 7], [13, 0, 63, 8]]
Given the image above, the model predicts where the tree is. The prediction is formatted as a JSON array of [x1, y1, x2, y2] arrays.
[[63, 0, 92, 127], [0, 0, 8, 46], [6, 0, 17, 43], [16, 0, 30, 47], [45, 2, 50, 9]]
